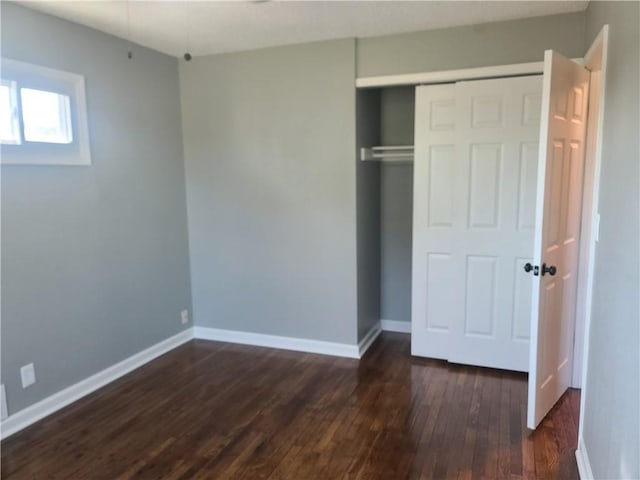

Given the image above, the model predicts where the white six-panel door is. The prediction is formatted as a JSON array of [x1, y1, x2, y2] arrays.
[[411, 84, 457, 361], [527, 51, 590, 428], [412, 76, 543, 372]]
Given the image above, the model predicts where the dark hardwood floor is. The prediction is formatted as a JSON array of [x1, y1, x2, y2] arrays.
[[1, 333, 580, 479]]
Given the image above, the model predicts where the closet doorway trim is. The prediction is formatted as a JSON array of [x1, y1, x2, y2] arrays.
[[355, 59, 583, 88]]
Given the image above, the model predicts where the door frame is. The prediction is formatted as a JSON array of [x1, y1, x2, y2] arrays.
[[356, 50, 605, 389], [575, 25, 609, 479]]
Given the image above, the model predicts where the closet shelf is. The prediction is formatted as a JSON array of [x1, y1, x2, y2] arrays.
[[360, 145, 414, 162]]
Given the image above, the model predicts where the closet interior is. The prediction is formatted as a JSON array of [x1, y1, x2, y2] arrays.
[[356, 86, 415, 335]]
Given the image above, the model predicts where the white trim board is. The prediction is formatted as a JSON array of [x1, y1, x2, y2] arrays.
[[194, 326, 362, 359], [358, 322, 382, 357], [1, 325, 379, 440], [575, 436, 594, 479], [357, 61, 544, 88], [380, 319, 411, 333], [0, 329, 193, 440], [356, 58, 583, 88], [577, 22, 609, 442]]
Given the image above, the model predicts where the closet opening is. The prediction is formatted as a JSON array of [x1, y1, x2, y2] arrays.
[[355, 30, 608, 431], [356, 86, 415, 343]]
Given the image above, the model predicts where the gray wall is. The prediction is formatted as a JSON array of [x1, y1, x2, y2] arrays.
[[582, 2, 639, 478], [356, 90, 381, 341], [1, 3, 191, 415], [180, 40, 359, 344], [357, 12, 586, 77], [380, 88, 414, 323], [180, 13, 592, 339]]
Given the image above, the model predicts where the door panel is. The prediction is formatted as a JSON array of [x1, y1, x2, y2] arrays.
[[428, 145, 455, 227], [412, 76, 542, 372], [425, 253, 454, 332], [412, 84, 456, 360], [464, 255, 498, 337], [468, 143, 502, 229], [527, 51, 590, 429], [517, 142, 539, 231], [448, 76, 542, 372]]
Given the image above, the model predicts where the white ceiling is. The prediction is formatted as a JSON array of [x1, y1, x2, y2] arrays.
[[17, 1, 589, 58]]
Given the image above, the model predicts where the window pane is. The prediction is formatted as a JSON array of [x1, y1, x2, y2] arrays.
[[0, 81, 21, 145], [20, 88, 73, 144]]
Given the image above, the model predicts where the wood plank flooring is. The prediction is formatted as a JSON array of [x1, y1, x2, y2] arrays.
[[1, 333, 580, 479]]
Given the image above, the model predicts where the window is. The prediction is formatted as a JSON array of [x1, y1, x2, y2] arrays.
[[21, 88, 73, 144], [1, 58, 91, 166]]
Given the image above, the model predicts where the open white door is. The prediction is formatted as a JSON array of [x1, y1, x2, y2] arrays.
[[527, 50, 590, 429]]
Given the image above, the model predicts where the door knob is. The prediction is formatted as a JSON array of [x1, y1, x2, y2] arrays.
[[541, 263, 557, 276], [523, 263, 539, 276]]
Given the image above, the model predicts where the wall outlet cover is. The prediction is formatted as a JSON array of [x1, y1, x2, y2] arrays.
[[181, 309, 189, 325], [20, 363, 36, 388]]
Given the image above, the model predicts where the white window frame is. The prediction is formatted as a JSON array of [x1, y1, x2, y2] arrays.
[[1, 58, 91, 166], [0, 78, 21, 145]]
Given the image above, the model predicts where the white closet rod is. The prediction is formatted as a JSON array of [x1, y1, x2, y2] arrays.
[[360, 145, 414, 162]]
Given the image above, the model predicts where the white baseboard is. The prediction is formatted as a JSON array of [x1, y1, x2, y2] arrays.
[[575, 436, 594, 480], [194, 326, 360, 359], [0, 328, 193, 440], [380, 319, 411, 333], [1, 323, 380, 440], [358, 322, 382, 357]]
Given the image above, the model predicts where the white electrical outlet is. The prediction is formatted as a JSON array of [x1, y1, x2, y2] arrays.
[[181, 309, 189, 325], [20, 363, 36, 388]]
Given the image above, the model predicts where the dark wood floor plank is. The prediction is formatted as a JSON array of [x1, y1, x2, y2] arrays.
[[458, 372, 483, 480], [1, 333, 580, 479], [507, 376, 524, 478]]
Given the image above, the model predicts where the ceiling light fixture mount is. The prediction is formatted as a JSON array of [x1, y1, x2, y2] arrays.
[[182, 3, 193, 63], [126, 0, 132, 59]]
